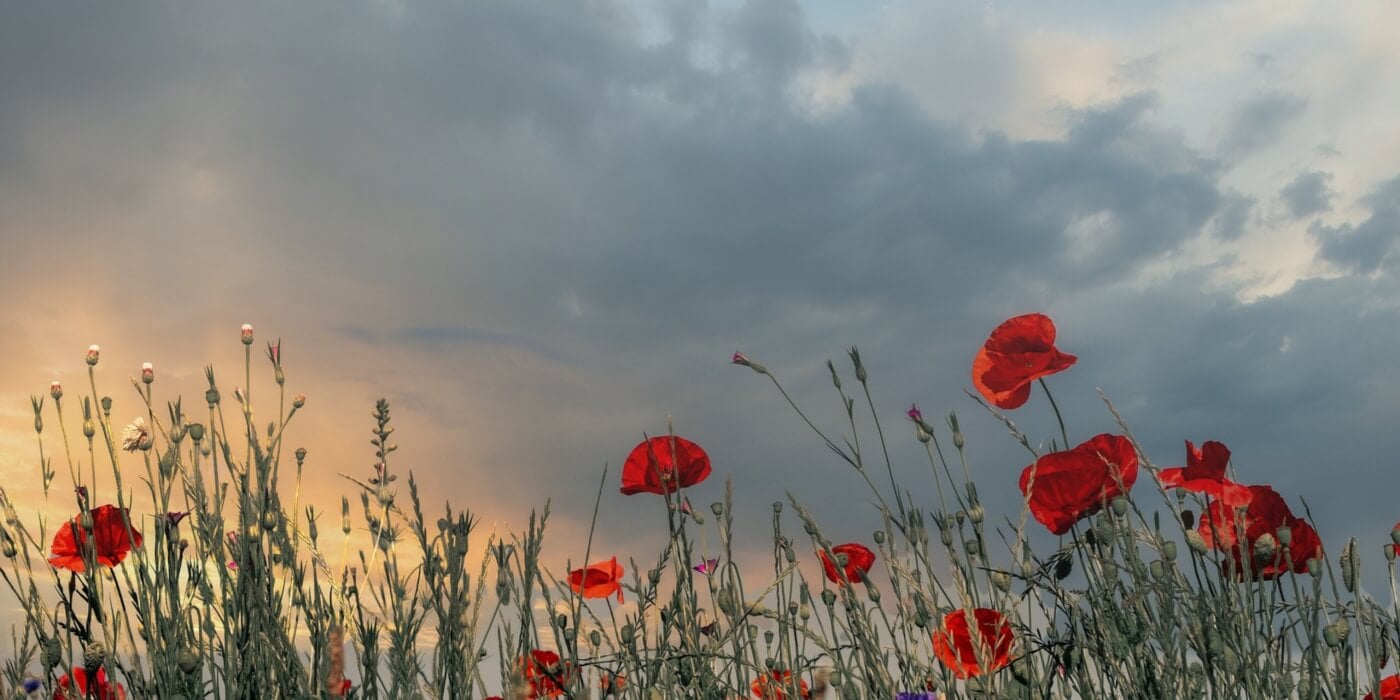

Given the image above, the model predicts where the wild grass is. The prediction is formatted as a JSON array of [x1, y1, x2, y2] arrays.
[[1, 327, 1396, 699]]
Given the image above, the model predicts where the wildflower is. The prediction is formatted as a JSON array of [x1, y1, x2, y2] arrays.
[[932, 608, 1014, 679], [51, 381, 63, 400], [817, 543, 876, 584], [1156, 440, 1252, 507], [518, 649, 574, 698], [1019, 433, 1138, 535], [49, 505, 143, 572], [620, 435, 712, 496], [120, 418, 151, 452], [86, 345, 100, 366], [1365, 675, 1400, 700], [241, 323, 254, 345], [1197, 484, 1323, 580], [568, 556, 625, 603], [751, 669, 810, 699], [694, 558, 719, 574], [731, 351, 768, 374], [53, 666, 126, 699], [906, 404, 923, 422], [970, 313, 1077, 409], [140, 362, 154, 384]]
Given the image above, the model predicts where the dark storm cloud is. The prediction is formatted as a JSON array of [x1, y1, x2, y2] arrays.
[[1309, 175, 1400, 274], [1279, 170, 1334, 219], [2, 0, 1399, 583], [1219, 92, 1308, 159]]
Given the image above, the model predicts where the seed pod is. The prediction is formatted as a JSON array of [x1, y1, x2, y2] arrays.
[[1162, 541, 1178, 561], [1110, 496, 1129, 517]]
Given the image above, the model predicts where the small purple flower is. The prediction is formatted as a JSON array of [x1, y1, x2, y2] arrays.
[[896, 693, 938, 700], [22, 677, 42, 693], [731, 351, 751, 366], [907, 404, 923, 423], [693, 558, 719, 574]]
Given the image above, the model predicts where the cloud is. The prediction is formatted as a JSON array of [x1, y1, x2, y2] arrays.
[[1219, 92, 1308, 159], [1279, 170, 1334, 219], [1309, 175, 1400, 274]]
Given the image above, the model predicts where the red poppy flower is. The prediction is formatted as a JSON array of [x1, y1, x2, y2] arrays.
[[569, 556, 625, 603], [1366, 675, 1400, 700], [599, 672, 626, 694], [1197, 484, 1322, 580], [751, 669, 810, 699], [519, 649, 575, 698], [1018, 434, 1138, 535], [54, 667, 126, 700], [931, 608, 1014, 679], [1156, 440, 1252, 507], [49, 505, 144, 573], [971, 314, 1078, 410], [818, 543, 876, 584], [620, 435, 711, 496]]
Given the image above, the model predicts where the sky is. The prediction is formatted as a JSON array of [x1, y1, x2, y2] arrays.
[[2, 0, 1400, 672]]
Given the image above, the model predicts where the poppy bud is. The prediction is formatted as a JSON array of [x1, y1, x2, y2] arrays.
[[1110, 496, 1129, 517], [828, 670, 843, 687], [1252, 533, 1277, 564], [1307, 557, 1322, 576], [589, 630, 602, 647], [188, 423, 205, 442], [1162, 541, 1178, 561], [873, 530, 885, 544], [295, 447, 307, 463], [142, 362, 154, 384], [86, 345, 100, 366], [1185, 531, 1208, 554], [51, 381, 63, 401], [293, 393, 306, 409], [177, 648, 200, 674], [619, 625, 635, 645], [990, 570, 1011, 591], [2, 537, 16, 559], [964, 539, 981, 558], [556, 613, 568, 630], [100, 396, 112, 413], [821, 589, 836, 606], [83, 641, 106, 673], [711, 502, 724, 516], [1149, 560, 1165, 580], [1386, 544, 1396, 563], [206, 388, 220, 405], [1275, 525, 1292, 547], [1341, 538, 1359, 593], [1324, 619, 1349, 647], [1392, 527, 1400, 547], [799, 603, 810, 621], [241, 324, 254, 345], [42, 637, 62, 669]]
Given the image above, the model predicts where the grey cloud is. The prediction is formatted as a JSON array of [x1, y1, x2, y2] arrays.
[[1309, 175, 1400, 274], [1279, 170, 1334, 219], [1210, 191, 1255, 240], [1220, 92, 1307, 159]]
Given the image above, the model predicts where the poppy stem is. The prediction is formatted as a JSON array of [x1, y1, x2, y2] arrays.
[[1038, 379, 1070, 450]]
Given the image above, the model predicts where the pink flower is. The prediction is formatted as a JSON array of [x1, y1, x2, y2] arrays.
[[141, 362, 154, 384], [241, 324, 254, 345], [906, 404, 923, 422], [50, 382, 63, 400], [732, 351, 752, 366], [86, 345, 101, 366], [694, 558, 719, 574]]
